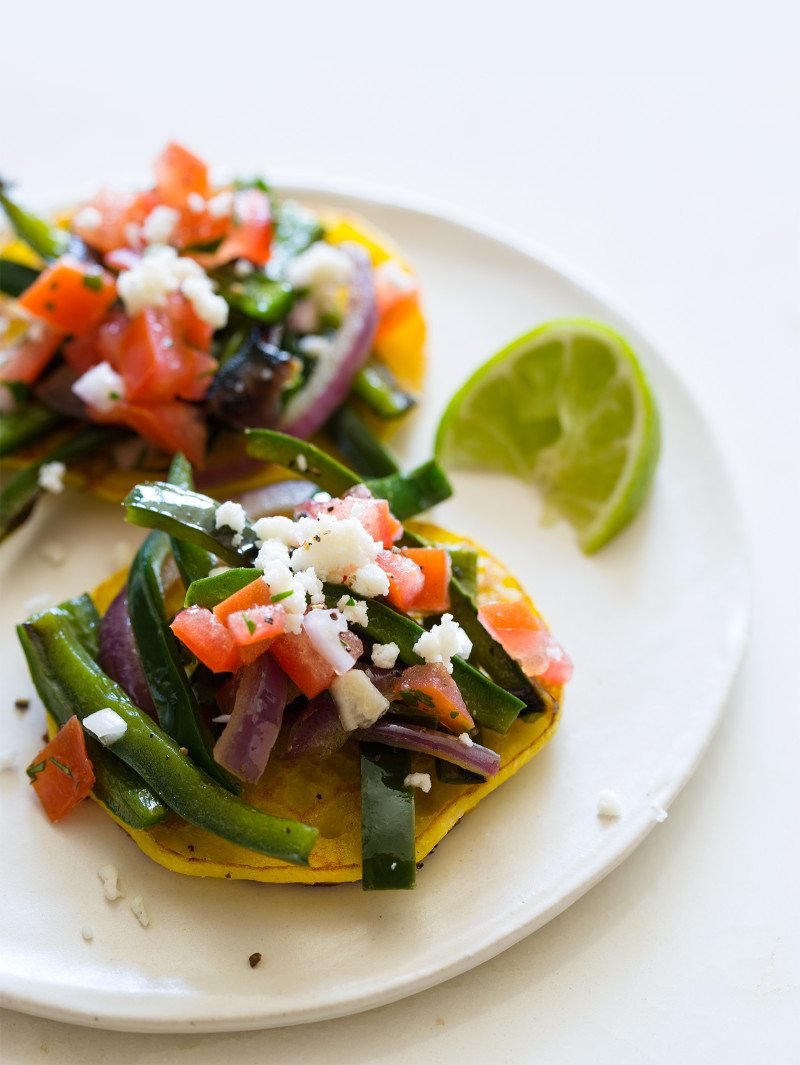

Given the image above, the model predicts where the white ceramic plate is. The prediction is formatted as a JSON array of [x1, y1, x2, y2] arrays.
[[0, 185, 749, 1032]]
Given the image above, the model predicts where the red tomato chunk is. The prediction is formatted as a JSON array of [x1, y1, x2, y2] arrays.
[[27, 716, 95, 823]]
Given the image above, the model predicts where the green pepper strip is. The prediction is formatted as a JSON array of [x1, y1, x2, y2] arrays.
[[184, 568, 264, 609], [221, 276, 294, 324], [166, 453, 217, 585], [325, 403, 400, 479], [402, 528, 557, 720], [245, 428, 452, 520], [17, 600, 169, 829], [446, 547, 479, 601], [0, 184, 68, 261], [22, 611, 318, 865], [0, 426, 109, 543], [360, 743, 416, 890], [0, 403, 64, 458], [127, 530, 241, 793], [124, 481, 261, 567], [351, 362, 417, 420], [323, 584, 524, 733], [0, 257, 40, 297]]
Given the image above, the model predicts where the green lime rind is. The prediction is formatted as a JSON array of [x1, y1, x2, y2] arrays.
[[434, 319, 661, 554]]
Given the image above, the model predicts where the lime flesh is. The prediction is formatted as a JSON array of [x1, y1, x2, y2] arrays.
[[434, 320, 661, 553]]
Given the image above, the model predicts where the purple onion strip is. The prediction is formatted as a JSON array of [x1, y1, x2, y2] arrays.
[[354, 720, 501, 777], [98, 588, 157, 719], [213, 654, 288, 783]]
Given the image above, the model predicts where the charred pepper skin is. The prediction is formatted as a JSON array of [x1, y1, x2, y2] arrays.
[[22, 611, 319, 867]]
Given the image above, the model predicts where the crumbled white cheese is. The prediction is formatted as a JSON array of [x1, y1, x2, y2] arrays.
[[457, 732, 474, 747], [187, 192, 206, 214], [375, 258, 416, 295], [296, 567, 324, 605], [40, 542, 66, 567], [215, 500, 247, 534], [286, 242, 352, 312], [234, 258, 254, 278], [72, 360, 126, 414], [290, 516, 381, 585], [597, 789, 624, 818], [37, 461, 67, 494], [81, 925, 94, 942], [84, 708, 128, 746], [338, 595, 369, 627], [330, 670, 389, 731], [212, 713, 231, 724], [0, 751, 17, 771], [404, 772, 432, 793], [347, 562, 390, 599], [142, 205, 179, 245], [73, 205, 103, 230], [117, 245, 202, 316], [412, 614, 472, 673], [295, 452, 308, 472], [180, 274, 229, 329], [260, 560, 308, 625], [370, 641, 399, 669], [253, 515, 300, 548], [254, 539, 291, 569], [130, 895, 150, 927], [98, 864, 124, 900], [650, 802, 669, 823], [297, 335, 332, 359], [207, 190, 234, 219]]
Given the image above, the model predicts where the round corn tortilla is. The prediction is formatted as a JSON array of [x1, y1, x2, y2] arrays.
[[88, 520, 563, 884]]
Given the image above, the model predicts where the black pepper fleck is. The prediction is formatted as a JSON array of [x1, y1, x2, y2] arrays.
[[15, 699, 30, 711], [249, 952, 262, 968]]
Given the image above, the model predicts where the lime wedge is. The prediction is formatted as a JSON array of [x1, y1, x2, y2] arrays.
[[434, 320, 661, 553]]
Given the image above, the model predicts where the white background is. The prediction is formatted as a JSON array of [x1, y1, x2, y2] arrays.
[[1, 0, 798, 1062]]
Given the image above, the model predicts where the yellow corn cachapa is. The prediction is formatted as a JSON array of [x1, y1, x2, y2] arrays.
[[1, 207, 427, 502], [86, 520, 562, 885]]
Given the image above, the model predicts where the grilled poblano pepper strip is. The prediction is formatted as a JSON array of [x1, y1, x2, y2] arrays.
[[323, 585, 525, 733], [360, 742, 416, 890], [325, 403, 401, 479], [166, 453, 216, 585], [184, 568, 264, 609], [127, 530, 241, 792], [0, 257, 40, 297], [0, 403, 63, 457], [0, 426, 108, 542], [351, 362, 417, 420], [402, 528, 557, 720], [220, 275, 293, 323], [125, 482, 261, 567], [245, 428, 452, 520], [17, 599, 169, 829], [22, 611, 318, 865], [0, 183, 68, 261]]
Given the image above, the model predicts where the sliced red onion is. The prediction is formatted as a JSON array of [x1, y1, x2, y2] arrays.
[[280, 242, 378, 438], [34, 363, 87, 419], [282, 693, 348, 760], [302, 608, 356, 675], [354, 720, 501, 777], [98, 588, 157, 719], [213, 654, 288, 783], [234, 479, 319, 519]]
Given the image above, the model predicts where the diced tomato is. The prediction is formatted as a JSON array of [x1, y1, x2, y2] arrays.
[[392, 663, 473, 733], [64, 308, 129, 375], [26, 716, 95, 823], [400, 547, 451, 613], [295, 496, 403, 549], [170, 605, 240, 673], [269, 628, 363, 699], [211, 188, 273, 267], [213, 575, 273, 624], [167, 292, 213, 351], [101, 399, 207, 466], [539, 632, 574, 685], [227, 604, 286, 666], [154, 142, 210, 209], [375, 550, 425, 612], [18, 258, 117, 337], [0, 323, 63, 385], [477, 601, 550, 678], [118, 308, 186, 401], [72, 189, 157, 254]]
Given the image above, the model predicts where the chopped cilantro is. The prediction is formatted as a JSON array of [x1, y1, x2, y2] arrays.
[[270, 589, 294, 603], [243, 614, 257, 635]]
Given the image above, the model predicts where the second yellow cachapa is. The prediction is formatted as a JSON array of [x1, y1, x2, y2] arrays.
[[89, 520, 562, 885]]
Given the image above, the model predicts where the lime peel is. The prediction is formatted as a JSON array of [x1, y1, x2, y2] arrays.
[[434, 319, 661, 553]]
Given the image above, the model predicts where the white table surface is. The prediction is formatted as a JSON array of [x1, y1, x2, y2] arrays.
[[1, 1, 798, 1061]]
